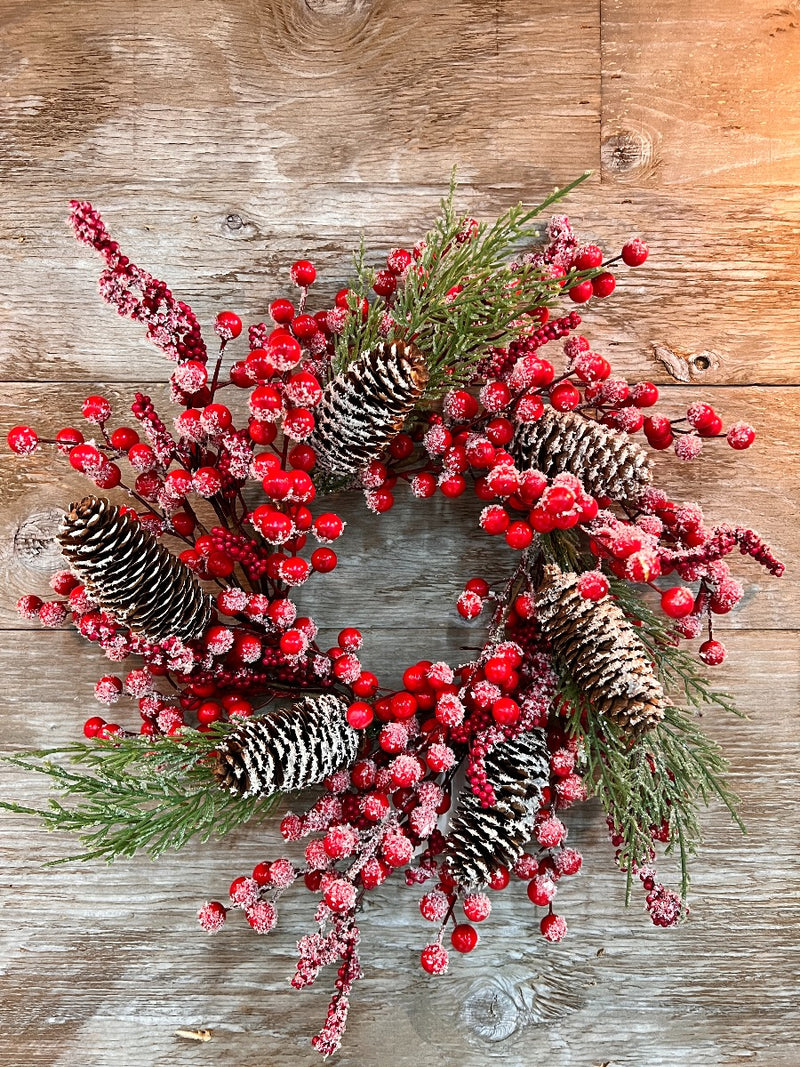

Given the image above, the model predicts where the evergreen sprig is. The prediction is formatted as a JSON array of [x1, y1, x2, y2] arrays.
[[561, 688, 742, 900], [1, 725, 278, 863], [334, 171, 593, 396]]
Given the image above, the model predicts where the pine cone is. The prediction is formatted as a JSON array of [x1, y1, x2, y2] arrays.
[[212, 694, 359, 798], [536, 564, 666, 735], [307, 340, 428, 475], [511, 408, 651, 508], [445, 728, 550, 890], [58, 496, 211, 644]]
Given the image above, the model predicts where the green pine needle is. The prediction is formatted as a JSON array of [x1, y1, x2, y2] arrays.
[[1, 725, 278, 863], [334, 171, 594, 396], [561, 689, 742, 901]]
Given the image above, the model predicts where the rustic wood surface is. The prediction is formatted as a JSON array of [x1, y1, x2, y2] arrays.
[[1, 1, 798, 1065]]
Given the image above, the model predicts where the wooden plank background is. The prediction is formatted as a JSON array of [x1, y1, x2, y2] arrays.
[[1, 1, 798, 1064]]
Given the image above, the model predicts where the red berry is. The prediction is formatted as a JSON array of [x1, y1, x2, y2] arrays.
[[311, 547, 337, 573], [450, 923, 478, 953], [699, 639, 726, 665], [487, 865, 510, 891], [628, 382, 657, 408], [550, 382, 582, 412], [660, 586, 695, 619], [464, 577, 489, 598], [527, 875, 557, 907], [290, 313, 318, 341], [82, 395, 112, 423], [516, 393, 544, 422], [540, 912, 568, 942], [55, 427, 83, 453], [592, 272, 616, 298], [347, 701, 374, 729], [420, 943, 449, 975], [338, 627, 362, 651], [215, 311, 242, 339], [201, 403, 233, 433], [568, 280, 594, 303], [372, 269, 397, 297], [269, 298, 295, 324], [313, 512, 344, 542], [622, 238, 649, 267], [439, 475, 466, 499], [505, 521, 533, 550], [480, 505, 509, 536], [576, 571, 609, 601], [492, 697, 520, 726], [726, 422, 756, 450], [83, 715, 106, 738], [290, 260, 316, 287], [68, 442, 102, 472], [485, 417, 514, 447], [484, 656, 510, 684], [110, 426, 138, 450], [386, 248, 413, 275], [462, 893, 491, 923], [197, 901, 227, 933], [573, 244, 603, 270]]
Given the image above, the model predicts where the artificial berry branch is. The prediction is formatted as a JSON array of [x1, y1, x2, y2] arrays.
[[5, 178, 784, 1058]]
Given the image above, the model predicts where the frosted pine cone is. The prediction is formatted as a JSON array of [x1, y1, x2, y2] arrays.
[[445, 728, 550, 890], [212, 694, 359, 798], [536, 564, 666, 735], [511, 408, 651, 508], [58, 497, 211, 644], [307, 340, 428, 475]]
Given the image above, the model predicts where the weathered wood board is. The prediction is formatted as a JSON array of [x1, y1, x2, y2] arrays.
[[1, 2, 798, 1065]]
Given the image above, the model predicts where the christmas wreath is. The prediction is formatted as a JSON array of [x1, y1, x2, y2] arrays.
[[5, 173, 784, 1057]]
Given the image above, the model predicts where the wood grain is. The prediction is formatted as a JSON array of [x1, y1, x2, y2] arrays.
[[601, 0, 800, 187], [1, 1, 799, 1066]]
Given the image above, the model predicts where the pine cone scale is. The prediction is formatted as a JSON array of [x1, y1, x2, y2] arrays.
[[445, 728, 550, 890], [213, 694, 359, 798], [58, 497, 212, 644], [536, 564, 666, 735], [511, 408, 651, 508], [308, 341, 429, 475]]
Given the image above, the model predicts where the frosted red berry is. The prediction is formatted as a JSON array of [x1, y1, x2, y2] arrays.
[[699, 639, 726, 665], [622, 238, 649, 266], [215, 311, 242, 340], [198, 901, 227, 933], [462, 893, 491, 922], [420, 943, 449, 975], [540, 912, 568, 942], [82, 395, 112, 423]]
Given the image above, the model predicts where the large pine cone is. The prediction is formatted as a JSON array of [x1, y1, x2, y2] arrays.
[[511, 408, 651, 508], [212, 694, 359, 798], [307, 340, 428, 475], [58, 497, 211, 644], [536, 564, 666, 735], [445, 728, 550, 890]]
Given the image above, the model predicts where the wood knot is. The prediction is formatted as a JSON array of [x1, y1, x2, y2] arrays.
[[218, 213, 259, 240], [653, 343, 722, 382], [459, 982, 520, 1042], [601, 129, 654, 176], [304, 0, 370, 13], [13, 508, 66, 571]]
